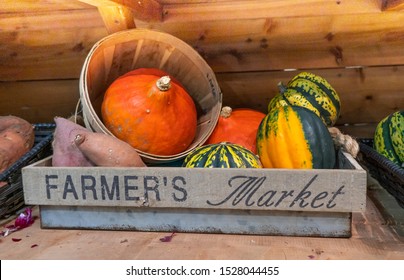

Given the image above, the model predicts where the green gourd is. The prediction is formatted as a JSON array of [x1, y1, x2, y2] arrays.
[[374, 110, 404, 168], [183, 142, 262, 168], [268, 72, 341, 127]]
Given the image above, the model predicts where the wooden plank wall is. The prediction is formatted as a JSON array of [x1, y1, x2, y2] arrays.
[[0, 0, 108, 121], [1, 0, 404, 138]]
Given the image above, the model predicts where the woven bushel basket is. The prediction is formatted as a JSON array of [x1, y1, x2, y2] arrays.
[[0, 123, 55, 218], [79, 29, 222, 164], [358, 139, 404, 208]]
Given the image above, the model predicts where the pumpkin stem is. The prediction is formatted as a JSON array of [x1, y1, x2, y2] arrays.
[[156, 76, 172, 91], [277, 82, 288, 94], [220, 106, 232, 118]]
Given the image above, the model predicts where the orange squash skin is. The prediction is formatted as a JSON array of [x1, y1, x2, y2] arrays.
[[205, 107, 266, 154], [117, 68, 183, 88], [101, 72, 197, 156]]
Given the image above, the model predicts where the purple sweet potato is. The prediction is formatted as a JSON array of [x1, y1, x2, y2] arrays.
[[0, 115, 35, 173], [52, 117, 95, 167], [74, 131, 146, 167], [52, 117, 146, 167]]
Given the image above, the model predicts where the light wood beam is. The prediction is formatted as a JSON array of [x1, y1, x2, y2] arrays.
[[381, 0, 404, 10], [79, 0, 163, 22], [98, 5, 136, 33]]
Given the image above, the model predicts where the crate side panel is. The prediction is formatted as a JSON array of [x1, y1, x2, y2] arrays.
[[22, 163, 366, 212], [39, 205, 352, 237]]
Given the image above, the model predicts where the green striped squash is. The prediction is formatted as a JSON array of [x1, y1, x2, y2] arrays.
[[183, 142, 262, 168], [268, 72, 341, 127], [257, 105, 336, 169], [374, 110, 404, 167]]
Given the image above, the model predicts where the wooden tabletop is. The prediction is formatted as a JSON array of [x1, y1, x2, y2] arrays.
[[0, 177, 403, 260]]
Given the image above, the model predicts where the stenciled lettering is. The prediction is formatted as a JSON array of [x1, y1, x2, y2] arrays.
[[205, 174, 346, 210], [41, 172, 347, 210], [326, 186, 345, 209], [172, 176, 187, 202], [206, 176, 262, 206], [63, 175, 78, 200], [274, 190, 294, 207], [124, 176, 140, 201], [43, 174, 188, 204], [144, 176, 160, 201], [81, 175, 97, 200], [100, 175, 120, 200], [46, 174, 58, 199], [289, 175, 317, 208], [207, 74, 218, 97], [206, 176, 267, 206], [311, 191, 328, 208]]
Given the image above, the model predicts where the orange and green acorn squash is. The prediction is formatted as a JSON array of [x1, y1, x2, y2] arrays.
[[257, 105, 336, 169], [268, 72, 341, 127]]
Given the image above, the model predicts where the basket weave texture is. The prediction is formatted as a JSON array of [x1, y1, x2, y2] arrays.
[[0, 123, 55, 218], [79, 29, 222, 163], [358, 139, 404, 208]]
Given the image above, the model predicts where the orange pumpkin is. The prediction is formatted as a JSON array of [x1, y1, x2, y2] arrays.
[[101, 69, 197, 156], [117, 68, 184, 88], [204, 106, 266, 154]]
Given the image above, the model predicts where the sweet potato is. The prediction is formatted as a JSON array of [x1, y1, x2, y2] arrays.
[[74, 131, 146, 167], [0, 115, 35, 173], [52, 117, 146, 167], [52, 117, 95, 167]]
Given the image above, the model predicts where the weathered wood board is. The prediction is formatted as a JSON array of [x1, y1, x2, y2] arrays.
[[367, 176, 404, 237], [38, 206, 352, 237], [22, 151, 366, 237], [23, 152, 366, 212], [1, 0, 403, 135], [1, 196, 403, 260]]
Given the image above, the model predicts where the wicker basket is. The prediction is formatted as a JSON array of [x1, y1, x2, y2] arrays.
[[79, 29, 222, 164], [0, 123, 55, 218], [358, 139, 404, 208]]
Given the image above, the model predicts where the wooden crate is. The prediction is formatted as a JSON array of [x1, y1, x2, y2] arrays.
[[3, 0, 397, 238], [21, 150, 366, 237], [1, 0, 404, 140]]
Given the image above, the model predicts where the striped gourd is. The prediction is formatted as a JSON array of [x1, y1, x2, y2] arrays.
[[257, 105, 336, 169], [268, 72, 341, 127], [374, 110, 404, 167], [183, 142, 262, 168]]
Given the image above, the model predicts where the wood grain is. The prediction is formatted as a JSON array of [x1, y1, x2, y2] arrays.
[[21, 152, 366, 212], [137, 11, 404, 71], [97, 6, 137, 34], [3, 7, 404, 80], [0, 196, 402, 260], [0, 80, 80, 123], [381, 0, 404, 10], [0, 0, 403, 135], [79, 0, 163, 22], [0, 0, 93, 13], [1, 66, 403, 133], [0, 9, 108, 81], [216, 66, 404, 125], [161, 0, 382, 22]]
